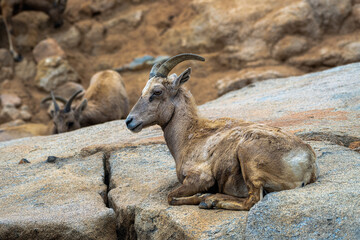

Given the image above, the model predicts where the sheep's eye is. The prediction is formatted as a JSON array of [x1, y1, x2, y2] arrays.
[[67, 122, 74, 128], [153, 90, 162, 96], [149, 90, 162, 102]]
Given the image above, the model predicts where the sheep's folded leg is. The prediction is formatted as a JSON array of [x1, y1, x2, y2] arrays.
[[198, 193, 246, 210], [168, 175, 215, 205], [170, 193, 212, 205], [199, 185, 262, 211]]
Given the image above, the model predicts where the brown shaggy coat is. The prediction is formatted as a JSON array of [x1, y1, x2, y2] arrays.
[[126, 69, 319, 210]]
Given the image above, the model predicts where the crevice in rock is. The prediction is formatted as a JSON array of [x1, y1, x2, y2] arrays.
[[100, 150, 137, 240], [101, 151, 135, 240], [102, 152, 111, 208], [296, 131, 360, 152]]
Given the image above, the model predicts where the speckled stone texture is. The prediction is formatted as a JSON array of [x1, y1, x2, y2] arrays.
[[0, 63, 359, 239]]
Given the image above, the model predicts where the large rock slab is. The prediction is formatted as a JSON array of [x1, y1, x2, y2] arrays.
[[202, 62, 360, 139], [0, 63, 359, 239], [0, 122, 163, 239], [0, 151, 116, 240]]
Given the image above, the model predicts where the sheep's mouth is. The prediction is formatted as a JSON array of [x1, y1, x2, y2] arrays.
[[129, 122, 143, 133]]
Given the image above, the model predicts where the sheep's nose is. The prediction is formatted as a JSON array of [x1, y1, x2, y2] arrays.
[[125, 116, 133, 127]]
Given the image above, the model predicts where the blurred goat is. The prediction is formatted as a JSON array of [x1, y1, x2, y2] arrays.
[[43, 70, 129, 134]]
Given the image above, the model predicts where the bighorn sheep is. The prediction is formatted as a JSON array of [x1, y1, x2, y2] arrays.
[[44, 70, 129, 134], [125, 53, 319, 210], [0, 0, 67, 61], [41, 81, 85, 117]]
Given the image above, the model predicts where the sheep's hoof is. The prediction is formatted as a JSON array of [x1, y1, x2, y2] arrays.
[[169, 197, 180, 205], [198, 199, 218, 209], [198, 201, 210, 209]]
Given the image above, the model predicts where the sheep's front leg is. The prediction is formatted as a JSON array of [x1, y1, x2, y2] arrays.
[[199, 184, 263, 210], [168, 174, 215, 206]]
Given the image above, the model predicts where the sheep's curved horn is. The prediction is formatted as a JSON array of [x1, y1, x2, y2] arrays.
[[41, 95, 67, 105], [51, 91, 60, 113], [155, 53, 205, 78], [149, 59, 167, 79], [64, 90, 83, 113]]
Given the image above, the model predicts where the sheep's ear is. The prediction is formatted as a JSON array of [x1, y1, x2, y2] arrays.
[[172, 68, 191, 89], [75, 99, 87, 117]]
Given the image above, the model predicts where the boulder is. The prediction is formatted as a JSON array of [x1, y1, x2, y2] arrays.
[[342, 41, 360, 63], [90, 0, 116, 14], [76, 0, 116, 18], [53, 26, 81, 49], [0, 49, 14, 81], [0, 106, 20, 123], [216, 65, 304, 96], [288, 35, 360, 69], [85, 21, 105, 42], [14, 58, 36, 82], [0, 62, 359, 239], [353, 4, 360, 24], [19, 105, 32, 121], [35, 56, 79, 92], [307, 0, 352, 33], [32, 38, 66, 63], [12, 11, 49, 50], [0, 93, 22, 108], [75, 20, 105, 53], [0, 96, 32, 123], [220, 39, 270, 68], [272, 35, 309, 60], [91, 34, 124, 55], [104, 9, 143, 30]]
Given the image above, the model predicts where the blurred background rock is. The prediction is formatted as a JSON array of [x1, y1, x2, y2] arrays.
[[1, 0, 360, 138]]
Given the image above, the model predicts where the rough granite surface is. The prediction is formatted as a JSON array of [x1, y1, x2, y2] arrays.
[[0, 63, 359, 239]]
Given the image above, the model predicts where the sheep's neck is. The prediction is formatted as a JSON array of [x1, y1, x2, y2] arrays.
[[162, 90, 199, 163]]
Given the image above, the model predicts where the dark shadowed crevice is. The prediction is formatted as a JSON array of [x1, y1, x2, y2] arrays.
[[101, 151, 138, 240], [102, 152, 111, 208], [296, 131, 360, 152]]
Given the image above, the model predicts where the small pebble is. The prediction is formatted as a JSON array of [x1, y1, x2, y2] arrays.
[[19, 158, 30, 164], [46, 156, 57, 163]]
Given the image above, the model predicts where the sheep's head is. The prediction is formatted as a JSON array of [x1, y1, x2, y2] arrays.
[[126, 53, 205, 133], [49, 90, 87, 133]]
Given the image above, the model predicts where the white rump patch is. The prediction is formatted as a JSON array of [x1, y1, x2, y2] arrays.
[[284, 149, 309, 180]]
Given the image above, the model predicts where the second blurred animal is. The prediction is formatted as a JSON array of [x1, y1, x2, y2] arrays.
[[44, 70, 129, 133]]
